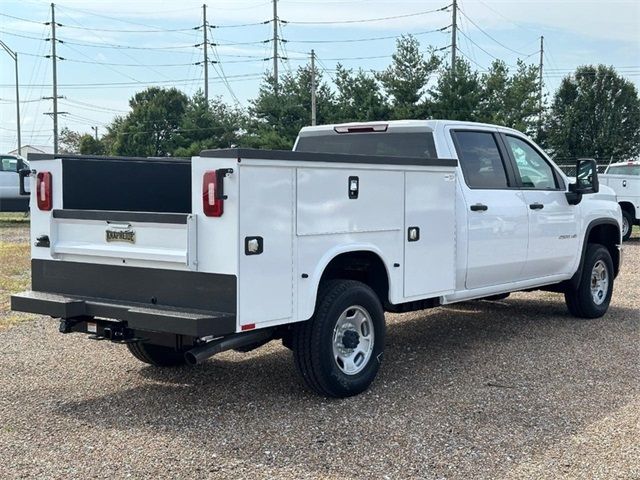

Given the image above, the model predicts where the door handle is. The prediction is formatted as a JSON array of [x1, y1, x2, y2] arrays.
[[470, 203, 488, 212], [529, 203, 544, 210]]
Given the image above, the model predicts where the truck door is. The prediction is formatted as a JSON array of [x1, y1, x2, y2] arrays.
[[500, 134, 579, 278], [449, 129, 529, 289]]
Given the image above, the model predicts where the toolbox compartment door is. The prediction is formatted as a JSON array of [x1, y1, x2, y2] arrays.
[[238, 165, 294, 326], [403, 171, 456, 298]]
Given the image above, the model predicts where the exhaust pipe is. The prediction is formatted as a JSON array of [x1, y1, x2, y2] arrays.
[[185, 329, 273, 365]]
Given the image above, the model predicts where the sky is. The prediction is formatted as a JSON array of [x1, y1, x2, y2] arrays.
[[0, 0, 639, 154]]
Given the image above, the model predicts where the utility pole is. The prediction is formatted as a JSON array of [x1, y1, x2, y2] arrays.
[[0, 40, 20, 155], [538, 35, 544, 138], [202, 4, 209, 103], [273, 0, 279, 91], [50, 3, 60, 154], [91, 126, 98, 141], [451, 0, 457, 75], [310, 49, 316, 126]]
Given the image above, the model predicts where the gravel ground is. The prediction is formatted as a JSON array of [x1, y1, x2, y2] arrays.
[[0, 232, 638, 479]]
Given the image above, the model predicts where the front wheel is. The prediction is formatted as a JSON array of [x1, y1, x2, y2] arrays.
[[564, 244, 614, 318], [621, 210, 633, 241], [292, 280, 385, 398]]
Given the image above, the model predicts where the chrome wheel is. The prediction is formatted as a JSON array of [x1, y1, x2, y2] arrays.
[[590, 260, 609, 305], [622, 216, 630, 238], [332, 306, 375, 375]]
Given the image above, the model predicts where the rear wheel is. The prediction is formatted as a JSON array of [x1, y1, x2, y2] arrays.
[[621, 209, 633, 241], [564, 244, 614, 318], [126, 341, 187, 367], [292, 280, 385, 398]]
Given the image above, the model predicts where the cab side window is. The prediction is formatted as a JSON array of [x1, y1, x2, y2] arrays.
[[504, 136, 558, 189], [454, 131, 509, 189]]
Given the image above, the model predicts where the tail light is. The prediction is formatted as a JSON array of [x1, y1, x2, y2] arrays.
[[36, 171, 52, 211], [203, 170, 224, 217]]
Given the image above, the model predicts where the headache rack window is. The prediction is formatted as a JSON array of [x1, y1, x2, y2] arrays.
[[295, 132, 438, 158]]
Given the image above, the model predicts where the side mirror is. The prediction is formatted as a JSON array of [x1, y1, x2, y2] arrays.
[[566, 158, 599, 205], [18, 168, 31, 196]]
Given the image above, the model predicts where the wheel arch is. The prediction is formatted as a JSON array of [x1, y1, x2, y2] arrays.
[[302, 246, 392, 321], [619, 201, 636, 220], [569, 218, 621, 289]]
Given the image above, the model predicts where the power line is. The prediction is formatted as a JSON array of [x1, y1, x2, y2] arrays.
[[59, 57, 201, 67], [0, 12, 45, 24], [457, 28, 505, 63], [206, 21, 242, 104], [455, 46, 487, 70], [285, 26, 450, 44], [457, 8, 536, 57], [59, 99, 129, 114], [56, 23, 198, 34], [55, 38, 199, 53], [0, 8, 197, 34], [281, 5, 450, 24], [211, 20, 271, 28]]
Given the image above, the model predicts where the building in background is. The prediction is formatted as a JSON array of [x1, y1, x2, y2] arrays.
[[7, 145, 53, 158]]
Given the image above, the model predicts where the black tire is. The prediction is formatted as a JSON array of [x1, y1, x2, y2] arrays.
[[126, 341, 187, 367], [292, 280, 385, 398], [564, 244, 614, 319], [621, 209, 633, 241]]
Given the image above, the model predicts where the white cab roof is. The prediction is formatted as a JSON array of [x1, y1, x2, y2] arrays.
[[299, 119, 523, 136]]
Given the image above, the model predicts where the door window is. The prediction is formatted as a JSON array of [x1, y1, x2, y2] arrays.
[[453, 131, 509, 189], [504, 136, 558, 189]]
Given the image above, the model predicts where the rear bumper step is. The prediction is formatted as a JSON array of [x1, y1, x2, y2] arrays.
[[11, 290, 236, 337]]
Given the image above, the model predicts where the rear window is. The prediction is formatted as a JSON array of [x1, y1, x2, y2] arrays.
[[295, 132, 438, 158], [453, 131, 509, 189], [607, 165, 640, 176], [0, 156, 19, 172]]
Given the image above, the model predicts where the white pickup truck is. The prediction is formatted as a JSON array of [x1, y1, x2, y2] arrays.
[[12, 120, 623, 398], [0, 154, 29, 212], [600, 160, 640, 240]]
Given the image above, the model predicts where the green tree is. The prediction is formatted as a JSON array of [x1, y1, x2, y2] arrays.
[[58, 127, 83, 153], [173, 91, 246, 157], [476, 60, 509, 124], [376, 35, 440, 119], [546, 65, 640, 160], [245, 67, 335, 149], [334, 65, 389, 122], [477, 60, 541, 136], [78, 134, 105, 155], [111, 87, 189, 157], [429, 58, 482, 120]]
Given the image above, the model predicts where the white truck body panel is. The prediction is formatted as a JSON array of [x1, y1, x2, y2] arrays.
[[17, 120, 623, 338], [219, 157, 457, 329]]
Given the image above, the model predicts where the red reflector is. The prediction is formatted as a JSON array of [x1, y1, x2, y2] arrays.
[[241, 324, 256, 331], [36, 171, 52, 211], [202, 170, 223, 217]]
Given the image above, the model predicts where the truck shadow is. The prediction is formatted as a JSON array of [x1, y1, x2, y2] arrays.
[[51, 295, 639, 478]]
